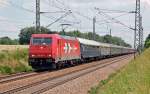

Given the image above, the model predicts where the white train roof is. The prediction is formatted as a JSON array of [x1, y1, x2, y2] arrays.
[[110, 44, 132, 49], [77, 37, 110, 47], [76, 37, 134, 49]]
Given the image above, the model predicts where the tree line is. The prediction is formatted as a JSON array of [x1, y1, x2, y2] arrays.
[[0, 26, 142, 48], [0, 37, 19, 45], [18, 26, 131, 47], [144, 34, 150, 49]]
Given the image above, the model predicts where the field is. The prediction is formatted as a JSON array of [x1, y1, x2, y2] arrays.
[[0, 45, 29, 52], [0, 45, 32, 74], [89, 48, 150, 94]]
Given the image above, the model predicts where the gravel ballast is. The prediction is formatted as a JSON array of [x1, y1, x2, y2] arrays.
[[42, 55, 133, 94]]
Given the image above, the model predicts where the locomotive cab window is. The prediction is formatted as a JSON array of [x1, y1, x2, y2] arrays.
[[32, 37, 52, 45]]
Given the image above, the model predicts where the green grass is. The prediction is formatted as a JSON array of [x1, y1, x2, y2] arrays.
[[89, 48, 150, 94], [0, 49, 32, 74]]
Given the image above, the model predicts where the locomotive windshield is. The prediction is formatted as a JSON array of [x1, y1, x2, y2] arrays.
[[32, 37, 52, 45]]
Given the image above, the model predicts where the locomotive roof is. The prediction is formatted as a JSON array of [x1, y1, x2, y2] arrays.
[[32, 34, 77, 41], [60, 35, 77, 40], [32, 34, 59, 37]]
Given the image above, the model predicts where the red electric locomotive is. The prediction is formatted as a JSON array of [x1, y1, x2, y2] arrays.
[[29, 34, 81, 70]]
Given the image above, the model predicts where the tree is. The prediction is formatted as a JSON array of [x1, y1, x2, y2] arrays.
[[144, 34, 150, 49], [0, 37, 19, 45], [19, 26, 55, 44], [18, 27, 131, 47], [59, 31, 131, 47], [103, 35, 112, 43]]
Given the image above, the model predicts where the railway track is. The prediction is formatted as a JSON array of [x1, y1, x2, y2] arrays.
[[0, 55, 127, 84], [0, 55, 131, 94], [0, 71, 47, 84], [0, 58, 110, 84]]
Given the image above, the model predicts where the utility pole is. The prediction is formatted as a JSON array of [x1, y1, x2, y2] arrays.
[[93, 17, 96, 40], [110, 29, 112, 37], [139, 16, 144, 51], [134, 0, 143, 54], [110, 29, 112, 56], [110, 28, 112, 44], [36, 0, 40, 32]]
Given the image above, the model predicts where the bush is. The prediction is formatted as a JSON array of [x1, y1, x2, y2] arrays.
[[0, 66, 13, 74], [0, 49, 32, 74], [89, 48, 150, 94]]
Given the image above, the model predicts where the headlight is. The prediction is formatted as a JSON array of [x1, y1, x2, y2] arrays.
[[31, 55, 35, 57]]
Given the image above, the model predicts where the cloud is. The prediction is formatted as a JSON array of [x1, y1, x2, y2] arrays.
[[0, 16, 19, 31], [0, 0, 149, 45], [0, 0, 9, 8], [127, 0, 150, 6], [142, 0, 150, 5], [0, 16, 24, 39]]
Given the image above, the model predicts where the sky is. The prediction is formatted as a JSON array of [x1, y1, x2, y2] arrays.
[[0, 0, 150, 47]]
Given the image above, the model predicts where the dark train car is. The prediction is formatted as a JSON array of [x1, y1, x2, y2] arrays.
[[100, 43, 111, 57], [77, 38, 101, 59], [110, 45, 123, 56]]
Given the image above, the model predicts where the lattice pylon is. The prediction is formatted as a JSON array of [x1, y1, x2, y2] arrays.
[[134, 0, 143, 53]]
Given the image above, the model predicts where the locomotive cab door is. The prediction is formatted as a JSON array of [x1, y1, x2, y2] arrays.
[[58, 39, 62, 60]]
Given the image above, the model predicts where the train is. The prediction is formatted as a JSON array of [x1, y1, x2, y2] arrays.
[[28, 34, 135, 70]]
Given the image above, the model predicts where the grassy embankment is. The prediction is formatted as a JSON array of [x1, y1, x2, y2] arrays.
[[0, 46, 32, 74], [89, 48, 150, 94]]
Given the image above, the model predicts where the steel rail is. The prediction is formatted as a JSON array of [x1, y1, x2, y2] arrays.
[[1, 55, 131, 94]]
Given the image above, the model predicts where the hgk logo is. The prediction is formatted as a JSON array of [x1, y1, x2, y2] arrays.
[[64, 43, 77, 53]]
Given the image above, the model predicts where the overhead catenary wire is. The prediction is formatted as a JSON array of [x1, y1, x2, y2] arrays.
[[96, 9, 134, 30], [96, 13, 130, 23], [55, 0, 70, 11], [54, 0, 82, 25], [73, 11, 114, 27], [94, 8, 135, 14], [7, 0, 35, 13], [0, 3, 41, 30], [2, 0, 137, 36], [47, 1, 137, 34], [37, 0, 81, 28], [44, 0, 82, 28], [5, 0, 77, 29], [0, 19, 33, 24], [74, 11, 93, 21], [46, 10, 72, 27]]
